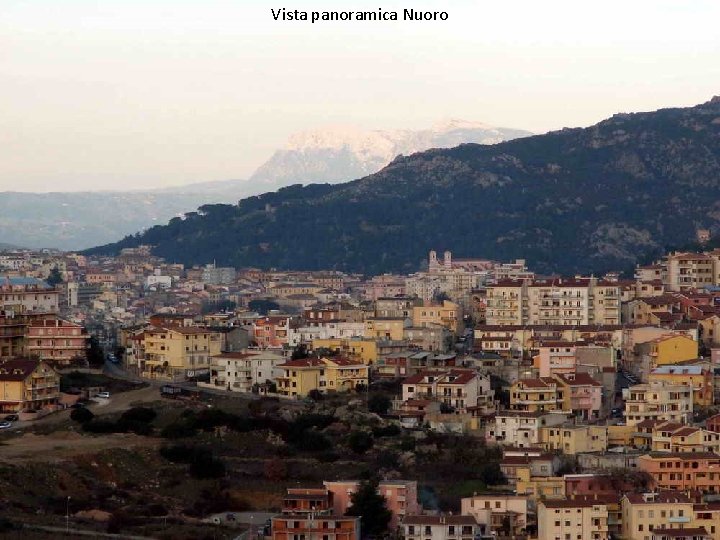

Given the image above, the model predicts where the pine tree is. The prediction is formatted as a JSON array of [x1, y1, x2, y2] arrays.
[[345, 478, 392, 538]]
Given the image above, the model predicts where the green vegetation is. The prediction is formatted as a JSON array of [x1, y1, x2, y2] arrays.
[[345, 478, 392, 538]]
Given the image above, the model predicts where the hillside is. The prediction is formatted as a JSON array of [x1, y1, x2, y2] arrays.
[[85, 98, 720, 275], [1, 120, 528, 251]]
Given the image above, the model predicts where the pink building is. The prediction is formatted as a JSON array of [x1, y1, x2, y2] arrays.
[[252, 316, 292, 349], [323, 480, 420, 529], [555, 372, 603, 420], [26, 317, 88, 366], [535, 341, 578, 377]]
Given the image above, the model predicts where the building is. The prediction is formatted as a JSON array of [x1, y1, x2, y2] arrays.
[[624, 382, 693, 427], [649, 365, 714, 408], [401, 369, 493, 412], [365, 318, 409, 341], [140, 326, 222, 380], [540, 424, 609, 454], [637, 452, 720, 492], [271, 487, 360, 540], [411, 300, 463, 334], [460, 493, 528, 537], [621, 492, 695, 540], [0, 358, 60, 413], [276, 357, 368, 398], [666, 252, 718, 292], [510, 377, 563, 413], [554, 372, 603, 420], [0, 277, 59, 314], [25, 317, 88, 366], [489, 411, 568, 447], [402, 515, 485, 540], [323, 480, 419, 530], [203, 350, 285, 393], [537, 496, 610, 540], [201, 265, 236, 285], [252, 316, 293, 349]]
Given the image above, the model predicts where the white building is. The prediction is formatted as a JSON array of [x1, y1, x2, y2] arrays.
[[403, 515, 485, 540], [401, 368, 493, 412], [489, 411, 568, 447], [203, 350, 285, 393]]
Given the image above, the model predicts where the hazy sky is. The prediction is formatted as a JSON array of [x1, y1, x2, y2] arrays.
[[2, 0, 719, 192]]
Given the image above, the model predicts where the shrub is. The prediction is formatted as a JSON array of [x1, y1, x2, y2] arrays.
[[189, 455, 226, 479], [120, 407, 157, 424], [161, 421, 197, 439], [70, 407, 94, 424], [348, 431, 374, 454], [367, 394, 391, 415], [82, 420, 119, 434], [372, 424, 400, 437], [295, 430, 331, 452]]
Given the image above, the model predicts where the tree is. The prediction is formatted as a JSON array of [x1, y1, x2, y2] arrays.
[[248, 299, 280, 315], [367, 393, 391, 415], [87, 336, 105, 367], [345, 478, 392, 538], [46, 266, 63, 287], [348, 431, 374, 454], [291, 344, 310, 359]]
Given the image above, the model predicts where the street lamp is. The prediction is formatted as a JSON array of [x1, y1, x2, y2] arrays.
[[66, 496, 71, 534]]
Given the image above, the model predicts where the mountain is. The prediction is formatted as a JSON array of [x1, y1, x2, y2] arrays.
[[248, 120, 533, 189], [0, 183, 250, 251], [0, 120, 529, 251], [86, 98, 720, 276]]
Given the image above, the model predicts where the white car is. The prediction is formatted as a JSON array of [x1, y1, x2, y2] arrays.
[[0, 421, 12, 429], [96, 391, 111, 399]]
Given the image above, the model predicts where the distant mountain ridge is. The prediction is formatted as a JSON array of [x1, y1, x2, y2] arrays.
[[0, 120, 529, 250], [249, 120, 532, 189], [85, 98, 720, 275]]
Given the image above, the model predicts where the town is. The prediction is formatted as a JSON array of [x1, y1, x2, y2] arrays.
[[3, 239, 720, 540]]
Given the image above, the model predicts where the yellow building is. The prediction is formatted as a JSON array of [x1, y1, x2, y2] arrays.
[[648, 334, 699, 366], [411, 300, 463, 334], [0, 358, 60, 413], [364, 318, 407, 341], [624, 381, 693, 427], [538, 497, 610, 540], [141, 326, 222, 380], [621, 491, 694, 540], [312, 337, 380, 365], [276, 357, 368, 398], [515, 467, 565, 501], [648, 364, 714, 407], [540, 424, 608, 455], [510, 377, 562, 413]]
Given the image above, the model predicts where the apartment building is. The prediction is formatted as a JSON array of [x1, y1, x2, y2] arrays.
[[0, 277, 59, 314], [510, 377, 563, 413], [203, 350, 285, 393], [402, 515, 485, 540], [0, 358, 60, 413], [666, 252, 718, 292], [537, 496, 610, 540], [140, 326, 222, 380], [364, 317, 408, 341], [252, 316, 293, 349], [323, 480, 419, 530], [540, 424, 608, 455], [276, 357, 368, 398], [401, 369, 493, 412], [649, 365, 713, 407], [271, 488, 360, 540], [489, 411, 568, 447], [624, 382, 693, 427], [26, 317, 88, 366], [460, 494, 528, 537], [486, 277, 620, 327], [621, 492, 695, 540], [637, 452, 720, 492], [411, 300, 463, 334], [650, 424, 720, 454], [554, 372, 603, 420], [375, 297, 422, 319]]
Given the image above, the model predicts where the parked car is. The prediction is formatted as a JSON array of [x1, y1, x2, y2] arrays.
[[96, 391, 111, 399], [4, 414, 18, 422], [70, 403, 86, 409], [0, 421, 12, 429]]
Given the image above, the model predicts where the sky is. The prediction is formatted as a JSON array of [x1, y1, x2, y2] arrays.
[[2, 0, 719, 192]]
